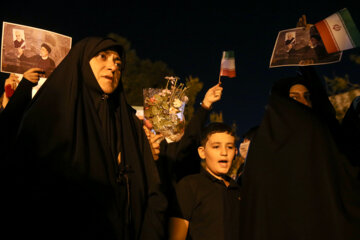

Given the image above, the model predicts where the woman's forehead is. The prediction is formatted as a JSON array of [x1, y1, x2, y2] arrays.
[[99, 50, 120, 58], [290, 84, 309, 92], [88, 39, 124, 59]]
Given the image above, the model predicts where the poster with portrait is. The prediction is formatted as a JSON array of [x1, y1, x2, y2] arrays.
[[269, 26, 342, 68], [1, 22, 72, 78]]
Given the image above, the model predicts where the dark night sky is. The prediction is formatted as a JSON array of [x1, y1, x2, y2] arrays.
[[1, 1, 359, 138]]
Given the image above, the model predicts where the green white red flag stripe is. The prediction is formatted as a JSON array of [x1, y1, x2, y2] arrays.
[[315, 8, 360, 54], [220, 51, 236, 78]]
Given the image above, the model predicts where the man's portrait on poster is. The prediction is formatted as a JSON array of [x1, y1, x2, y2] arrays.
[[269, 26, 342, 68], [1, 22, 71, 78]]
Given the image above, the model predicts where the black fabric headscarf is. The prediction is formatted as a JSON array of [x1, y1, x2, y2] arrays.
[[7, 37, 166, 240], [240, 67, 360, 240], [270, 67, 338, 128]]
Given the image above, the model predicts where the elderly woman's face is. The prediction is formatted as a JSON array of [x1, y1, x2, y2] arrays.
[[89, 50, 122, 94], [289, 84, 312, 108]]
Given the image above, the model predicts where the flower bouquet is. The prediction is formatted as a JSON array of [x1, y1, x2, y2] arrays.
[[143, 76, 188, 143]]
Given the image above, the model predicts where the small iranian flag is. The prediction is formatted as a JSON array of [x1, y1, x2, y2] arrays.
[[220, 51, 236, 78], [315, 8, 360, 54]]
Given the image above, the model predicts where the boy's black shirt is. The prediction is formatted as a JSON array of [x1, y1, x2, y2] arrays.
[[172, 167, 241, 240]]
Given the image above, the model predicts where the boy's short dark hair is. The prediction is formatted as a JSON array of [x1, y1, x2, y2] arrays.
[[200, 122, 236, 146]]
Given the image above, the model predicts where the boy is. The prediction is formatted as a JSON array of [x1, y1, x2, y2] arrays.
[[169, 122, 241, 240]]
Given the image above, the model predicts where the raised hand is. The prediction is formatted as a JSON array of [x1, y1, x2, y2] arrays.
[[201, 83, 223, 109]]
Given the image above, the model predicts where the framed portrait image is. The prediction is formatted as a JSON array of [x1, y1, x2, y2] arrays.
[[1, 22, 72, 78], [269, 26, 342, 68]]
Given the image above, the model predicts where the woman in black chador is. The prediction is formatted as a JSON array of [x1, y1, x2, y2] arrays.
[[6, 37, 166, 240], [240, 67, 360, 240]]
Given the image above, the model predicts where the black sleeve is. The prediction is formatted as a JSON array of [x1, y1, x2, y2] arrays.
[[341, 96, 360, 167], [174, 106, 210, 180], [0, 95, 4, 113], [176, 106, 210, 155], [171, 178, 196, 220], [0, 78, 36, 152], [132, 115, 168, 240], [297, 66, 341, 140], [0, 78, 36, 115]]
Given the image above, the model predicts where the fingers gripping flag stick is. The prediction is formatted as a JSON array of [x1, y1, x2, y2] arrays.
[[219, 51, 236, 83], [315, 8, 360, 54]]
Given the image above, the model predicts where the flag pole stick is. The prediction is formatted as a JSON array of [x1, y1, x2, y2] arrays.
[[218, 51, 223, 84]]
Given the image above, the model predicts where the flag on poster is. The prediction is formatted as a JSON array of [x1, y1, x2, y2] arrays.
[[315, 8, 360, 54], [220, 51, 236, 78]]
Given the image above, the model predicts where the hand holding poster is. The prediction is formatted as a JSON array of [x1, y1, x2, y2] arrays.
[[1, 22, 72, 97]]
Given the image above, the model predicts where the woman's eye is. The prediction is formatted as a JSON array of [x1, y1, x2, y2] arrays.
[[98, 53, 106, 60], [290, 96, 298, 100]]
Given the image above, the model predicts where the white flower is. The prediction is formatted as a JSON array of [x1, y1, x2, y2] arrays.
[[162, 89, 171, 95], [182, 95, 189, 103], [173, 98, 182, 108]]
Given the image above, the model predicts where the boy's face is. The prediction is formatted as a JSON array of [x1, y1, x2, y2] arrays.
[[198, 132, 237, 178]]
